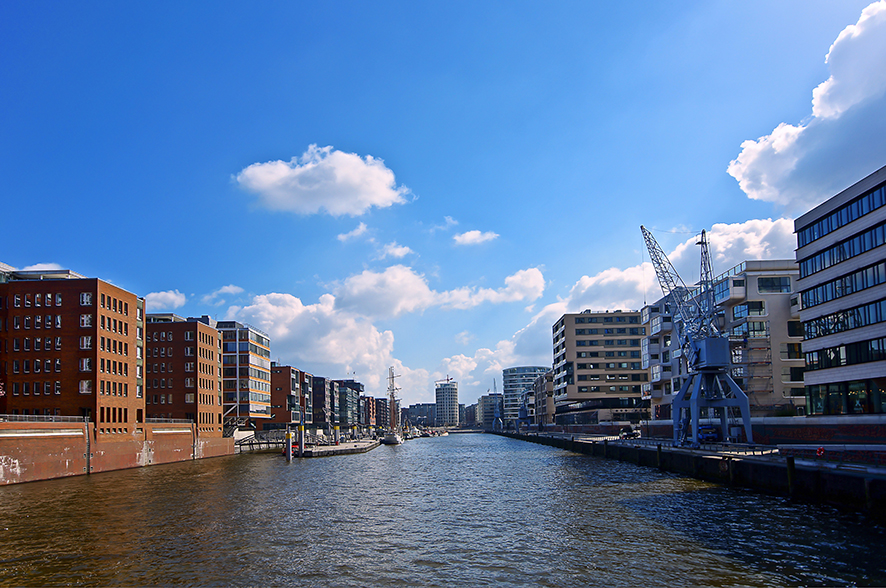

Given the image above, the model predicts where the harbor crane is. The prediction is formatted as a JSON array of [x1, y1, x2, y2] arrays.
[[640, 226, 754, 447]]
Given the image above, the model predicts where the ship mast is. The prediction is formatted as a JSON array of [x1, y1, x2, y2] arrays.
[[387, 366, 400, 430]]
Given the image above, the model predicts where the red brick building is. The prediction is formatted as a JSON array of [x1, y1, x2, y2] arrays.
[[264, 363, 313, 431], [145, 314, 223, 437], [0, 267, 145, 441]]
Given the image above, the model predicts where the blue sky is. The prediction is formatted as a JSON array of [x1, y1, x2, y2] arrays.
[[3, 1, 886, 405]]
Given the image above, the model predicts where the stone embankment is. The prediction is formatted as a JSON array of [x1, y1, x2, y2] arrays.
[[497, 431, 886, 524]]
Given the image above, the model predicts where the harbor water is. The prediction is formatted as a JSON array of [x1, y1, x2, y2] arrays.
[[1, 433, 885, 587]]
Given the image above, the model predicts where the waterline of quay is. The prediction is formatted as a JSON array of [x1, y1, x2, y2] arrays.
[[2, 433, 885, 586], [499, 430, 886, 524]]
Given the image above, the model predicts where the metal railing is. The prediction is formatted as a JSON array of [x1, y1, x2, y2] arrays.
[[0, 414, 87, 423]]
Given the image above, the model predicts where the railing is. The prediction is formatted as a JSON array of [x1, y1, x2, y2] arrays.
[[0, 414, 87, 423], [145, 418, 193, 424]]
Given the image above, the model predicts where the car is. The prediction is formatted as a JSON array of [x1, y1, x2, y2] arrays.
[[619, 427, 640, 440], [697, 426, 720, 443]]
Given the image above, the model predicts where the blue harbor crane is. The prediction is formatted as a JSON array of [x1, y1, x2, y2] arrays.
[[640, 226, 754, 447]]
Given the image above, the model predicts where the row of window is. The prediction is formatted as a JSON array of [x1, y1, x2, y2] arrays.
[[575, 350, 641, 358], [99, 293, 129, 316], [8, 380, 62, 395], [575, 327, 646, 336], [100, 314, 129, 335], [733, 301, 765, 319], [573, 315, 640, 324], [10, 337, 62, 352], [574, 339, 641, 347], [99, 358, 128, 376], [7, 292, 64, 308], [9, 314, 62, 330], [575, 385, 642, 393], [797, 182, 886, 248], [99, 380, 129, 396], [805, 336, 886, 371], [576, 362, 643, 370], [11, 358, 61, 374], [99, 336, 129, 356], [577, 373, 647, 381], [804, 298, 886, 340], [99, 406, 129, 423], [800, 260, 886, 309], [799, 221, 886, 278]]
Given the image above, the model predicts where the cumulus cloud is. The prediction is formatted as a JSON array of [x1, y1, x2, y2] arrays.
[[337, 222, 369, 242], [333, 265, 545, 318], [21, 263, 64, 271], [453, 230, 499, 245], [236, 144, 410, 217], [201, 284, 244, 306], [430, 216, 459, 233], [455, 330, 475, 345], [728, 1, 886, 212], [378, 242, 414, 259], [145, 290, 187, 311]]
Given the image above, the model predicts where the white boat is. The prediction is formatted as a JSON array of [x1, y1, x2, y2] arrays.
[[381, 432, 403, 445]]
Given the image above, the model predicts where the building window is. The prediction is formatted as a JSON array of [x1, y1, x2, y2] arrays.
[[80, 292, 93, 306], [79, 380, 93, 394], [80, 314, 93, 327], [13, 294, 21, 307], [79, 358, 93, 372], [758, 277, 791, 293]]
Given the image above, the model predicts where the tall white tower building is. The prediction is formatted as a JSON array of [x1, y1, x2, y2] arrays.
[[435, 379, 459, 426], [502, 366, 549, 426]]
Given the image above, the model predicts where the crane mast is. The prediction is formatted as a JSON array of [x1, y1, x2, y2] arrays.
[[640, 226, 754, 447]]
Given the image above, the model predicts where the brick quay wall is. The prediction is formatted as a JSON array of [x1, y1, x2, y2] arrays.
[[0, 419, 233, 485]]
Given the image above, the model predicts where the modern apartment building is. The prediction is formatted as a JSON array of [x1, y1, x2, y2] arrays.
[[214, 320, 272, 428], [502, 366, 549, 425], [795, 164, 886, 415], [0, 266, 145, 439], [360, 395, 377, 428], [435, 379, 459, 426], [144, 314, 223, 436], [552, 309, 648, 424], [265, 363, 309, 431], [311, 376, 338, 433], [642, 260, 806, 419], [335, 379, 363, 432], [405, 403, 436, 427], [374, 397, 390, 430]]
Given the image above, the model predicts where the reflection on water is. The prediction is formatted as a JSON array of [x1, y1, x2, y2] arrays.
[[1, 433, 884, 586]]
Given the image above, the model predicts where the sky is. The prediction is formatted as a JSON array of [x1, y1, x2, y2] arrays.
[[3, 1, 886, 406]]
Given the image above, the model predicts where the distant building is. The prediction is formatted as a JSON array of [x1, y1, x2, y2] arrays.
[[0, 266, 146, 439], [311, 376, 338, 432], [145, 314, 223, 437], [533, 371, 554, 426], [552, 309, 647, 424], [795, 164, 886, 415], [335, 379, 363, 432], [264, 363, 309, 431], [502, 366, 549, 426], [214, 320, 272, 428], [435, 380, 459, 426], [360, 394, 376, 428], [374, 397, 390, 431], [405, 403, 436, 427], [464, 403, 476, 426], [476, 393, 503, 429]]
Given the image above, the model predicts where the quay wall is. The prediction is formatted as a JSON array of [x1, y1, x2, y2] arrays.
[[528, 414, 886, 445], [499, 432, 886, 524], [0, 420, 234, 485]]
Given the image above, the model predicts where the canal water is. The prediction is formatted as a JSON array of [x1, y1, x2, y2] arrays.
[[1, 433, 885, 587]]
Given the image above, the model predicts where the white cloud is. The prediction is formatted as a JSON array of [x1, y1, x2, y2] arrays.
[[455, 330, 475, 345], [453, 230, 499, 245], [430, 215, 459, 233], [201, 284, 244, 306], [236, 144, 410, 217], [728, 1, 886, 212], [337, 222, 369, 242], [145, 290, 187, 311], [333, 265, 545, 318], [379, 242, 414, 259], [21, 263, 64, 271]]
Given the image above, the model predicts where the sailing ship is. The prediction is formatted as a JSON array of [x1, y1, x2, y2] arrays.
[[380, 367, 403, 445]]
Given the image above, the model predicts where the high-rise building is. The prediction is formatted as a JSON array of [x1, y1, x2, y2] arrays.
[[145, 314, 223, 437], [502, 366, 548, 425], [311, 377, 337, 432], [374, 397, 390, 431], [0, 266, 145, 439], [551, 309, 648, 424], [532, 371, 554, 426], [795, 164, 886, 415], [405, 403, 436, 427], [435, 379, 459, 426], [476, 393, 503, 429], [335, 379, 363, 431], [213, 320, 272, 428]]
